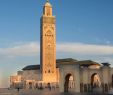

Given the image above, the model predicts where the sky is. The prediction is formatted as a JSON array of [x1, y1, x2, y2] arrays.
[[0, 0, 113, 87]]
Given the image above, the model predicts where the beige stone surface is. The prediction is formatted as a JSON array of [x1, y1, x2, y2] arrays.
[[40, 1, 57, 83]]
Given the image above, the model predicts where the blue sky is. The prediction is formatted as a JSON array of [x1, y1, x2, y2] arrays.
[[0, 0, 113, 87]]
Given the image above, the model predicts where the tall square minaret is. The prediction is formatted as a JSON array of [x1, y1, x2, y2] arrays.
[[40, 1, 57, 83]]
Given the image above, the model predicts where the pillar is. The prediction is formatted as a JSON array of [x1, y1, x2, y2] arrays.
[[59, 67, 64, 92]]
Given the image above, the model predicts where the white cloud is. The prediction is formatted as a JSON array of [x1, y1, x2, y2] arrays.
[[0, 42, 113, 58], [0, 42, 39, 57], [57, 42, 113, 55]]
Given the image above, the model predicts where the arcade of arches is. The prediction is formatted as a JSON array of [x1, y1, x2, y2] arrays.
[[58, 61, 113, 93]]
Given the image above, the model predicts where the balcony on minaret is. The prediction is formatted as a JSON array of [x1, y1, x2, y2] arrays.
[[43, 1, 52, 16]]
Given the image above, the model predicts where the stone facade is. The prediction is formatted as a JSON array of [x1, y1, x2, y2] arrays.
[[58, 60, 113, 93], [10, 58, 113, 93], [10, 65, 59, 89], [10, 75, 22, 88]]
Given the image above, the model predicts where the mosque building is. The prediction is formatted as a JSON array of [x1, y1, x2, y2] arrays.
[[10, 1, 113, 93]]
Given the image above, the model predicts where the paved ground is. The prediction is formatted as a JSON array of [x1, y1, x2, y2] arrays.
[[0, 88, 112, 95], [0, 88, 60, 95]]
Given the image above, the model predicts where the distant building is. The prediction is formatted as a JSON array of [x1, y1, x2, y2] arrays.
[[10, 75, 22, 88], [10, 1, 113, 93]]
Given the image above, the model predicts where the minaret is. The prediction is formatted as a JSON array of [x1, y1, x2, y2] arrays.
[[40, 0, 56, 83]]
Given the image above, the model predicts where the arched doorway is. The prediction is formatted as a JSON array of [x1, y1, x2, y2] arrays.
[[47, 83, 51, 90], [29, 82, 32, 89], [91, 73, 102, 93], [64, 74, 75, 92], [35, 83, 38, 89], [91, 73, 101, 88]]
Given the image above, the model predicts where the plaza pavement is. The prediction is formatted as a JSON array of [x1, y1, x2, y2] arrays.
[[0, 88, 60, 95], [0, 88, 112, 95]]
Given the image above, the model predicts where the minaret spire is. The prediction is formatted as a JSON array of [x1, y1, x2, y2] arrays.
[[43, 0, 52, 16]]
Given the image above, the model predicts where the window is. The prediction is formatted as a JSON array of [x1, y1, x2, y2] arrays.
[[48, 70, 50, 73], [47, 7, 50, 16]]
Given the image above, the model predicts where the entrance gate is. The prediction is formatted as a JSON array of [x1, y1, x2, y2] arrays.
[[58, 63, 80, 93]]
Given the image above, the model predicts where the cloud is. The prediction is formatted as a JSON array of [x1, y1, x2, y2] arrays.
[[57, 42, 113, 55], [0, 42, 113, 58], [0, 42, 39, 58]]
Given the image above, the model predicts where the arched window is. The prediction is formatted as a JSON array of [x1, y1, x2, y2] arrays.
[[48, 70, 50, 73]]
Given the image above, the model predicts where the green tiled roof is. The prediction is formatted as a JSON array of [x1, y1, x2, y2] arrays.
[[56, 58, 77, 63], [22, 58, 101, 70], [22, 65, 40, 70]]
